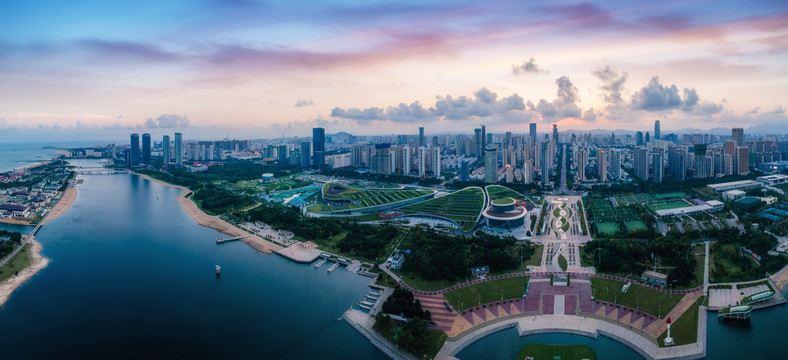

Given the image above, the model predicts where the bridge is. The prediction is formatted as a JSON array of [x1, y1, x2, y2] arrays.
[[216, 234, 254, 243], [74, 168, 131, 175]]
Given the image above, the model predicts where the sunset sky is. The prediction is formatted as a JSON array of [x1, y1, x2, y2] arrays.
[[1, 0, 787, 141]]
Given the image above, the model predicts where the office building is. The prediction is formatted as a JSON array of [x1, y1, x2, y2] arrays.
[[312, 127, 325, 168], [419, 147, 427, 177], [374, 143, 391, 174], [403, 146, 411, 175], [636, 131, 644, 146], [695, 144, 708, 178], [529, 123, 537, 149], [460, 160, 469, 181], [484, 144, 497, 183], [541, 142, 549, 185], [654, 120, 661, 140], [732, 128, 744, 147], [418, 127, 425, 148], [597, 148, 607, 183], [653, 148, 664, 183], [174, 132, 183, 166], [162, 135, 170, 165], [432, 147, 441, 177], [737, 146, 749, 175], [610, 148, 622, 180], [577, 147, 587, 181], [130, 133, 140, 167], [141, 133, 151, 165], [300, 142, 311, 167], [634, 147, 649, 181], [481, 125, 487, 149]]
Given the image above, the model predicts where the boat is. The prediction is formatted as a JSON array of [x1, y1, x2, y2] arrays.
[[215, 265, 221, 276]]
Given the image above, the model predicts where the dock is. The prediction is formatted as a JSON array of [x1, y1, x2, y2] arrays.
[[327, 262, 340, 273], [314, 259, 328, 268], [216, 234, 253, 243]]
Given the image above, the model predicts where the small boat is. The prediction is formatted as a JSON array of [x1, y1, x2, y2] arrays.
[[215, 265, 221, 276]]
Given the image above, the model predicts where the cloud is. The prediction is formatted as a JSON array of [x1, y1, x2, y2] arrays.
[[330, 87, 525, 123], [512, 58, 548, 75], [145, 114, 191, 128], [592, 66, 628, 106], [0, 118, 6, 127], [293, 99, 315, 107], [630, 77, 686, 111], [527, 76, 582, 121]]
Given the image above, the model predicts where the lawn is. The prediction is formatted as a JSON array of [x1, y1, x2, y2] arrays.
[[558, 254, 568, 271], [657, 302, 699, 347], [398, 187, 484, 231], [623, 220, 648, 233], [0, 244, 32, 282], [590, 277, 683, 317], [596, 221, 620, 235], [518, 344, 597, 360], [526, 245, 544, 267], [486, 185, 523, 201], [444, 276, 530, 311]]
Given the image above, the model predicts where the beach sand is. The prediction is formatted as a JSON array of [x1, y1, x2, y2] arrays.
[[44, 187, 78, 224], [0, 238, 49, 306], [136, 174, 282, 254]]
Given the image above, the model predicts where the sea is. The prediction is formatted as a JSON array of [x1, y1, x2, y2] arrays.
[[0, 153, 785, 359]]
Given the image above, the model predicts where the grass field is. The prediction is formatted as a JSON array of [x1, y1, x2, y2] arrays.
[[444, 276, 530, 311], [518, 344, 597, 360], [309, 182, 433, 213], [657, 302, 699, 347], [590, 277, 683, 317], [486, 185, 523, 201], [648, 200, 692, 212], [526, 245, 544, 267], [596, 222, 620, 235], [558, 254, 568, 271], [398, 187, 484, 231], [0, 244, 31, 282], [623, 220, 648, 233]]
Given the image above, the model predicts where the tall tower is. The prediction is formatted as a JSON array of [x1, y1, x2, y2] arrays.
[[418, 127, 425, 149], [162, 135, 170, 165], [142, 133, 151, 165], [541, 142, 549, 185], [174, 132, 183, 167], [636, 131, 644, 146], [731, 128, 744, 147], [633, 147, 648, 181], [419, 147, 427, 177], [300, 142, 311, 167], [529, 123, 537, 149], [610, 148, 623, 180], [694, 144, 708, 178], [130, 133, 140, 167], [653, 148, 664, 183], [654, 120, 661, 140], [481, 125, 487, 149], [312, 127, 325, 168], [597, 148, 608, 183], [484, 144, 497, 183], [432, 146, 441, 177], [552, 124, 558, 144]]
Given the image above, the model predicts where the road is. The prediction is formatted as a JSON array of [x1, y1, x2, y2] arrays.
[[556, 144, 569, 193], [703, 241, 710, 292]]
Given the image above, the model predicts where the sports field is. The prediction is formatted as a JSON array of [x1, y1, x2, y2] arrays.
[[399, 187, 484, 231], [653, 192, 686, 200], [648, 200, 691, 212], [624, 220, 648, 233], [596, 222, 620, 235]]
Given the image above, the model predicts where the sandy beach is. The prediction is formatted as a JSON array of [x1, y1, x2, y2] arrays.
[[136, 174, 282, 254], [44, 187, 78, 224], [0, 238, 50, 306]]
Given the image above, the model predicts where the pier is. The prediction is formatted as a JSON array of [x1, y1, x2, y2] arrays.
[[327, 262, 340, 273], [314, 259, 328, 268], [216, 234, 253, 243]]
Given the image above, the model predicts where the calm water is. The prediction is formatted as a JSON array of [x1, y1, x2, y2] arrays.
[[1, 156, 787, 360], [0, 167, 387, 359], [0, 141, 107, 172]]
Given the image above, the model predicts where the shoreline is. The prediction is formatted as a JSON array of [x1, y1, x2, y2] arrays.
[[135, 174, 282, 254], [0, 238, 50, 306]]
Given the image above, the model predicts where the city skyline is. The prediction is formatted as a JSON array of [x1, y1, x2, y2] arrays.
[[1, 0, 787, 142]]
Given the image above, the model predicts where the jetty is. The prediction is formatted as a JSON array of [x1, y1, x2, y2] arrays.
[[314, 259, 328, 268], [327, 262, 340, 273], [216, 234, 253, 243]]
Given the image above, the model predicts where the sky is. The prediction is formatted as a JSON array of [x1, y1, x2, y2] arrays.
[[1, 0, 788, 142]]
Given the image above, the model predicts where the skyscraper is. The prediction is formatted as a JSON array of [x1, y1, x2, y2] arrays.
[[577, 147, 587, 182], [419, 147, 427, 177], [541, 142, 549, 185], [312, 127, 325, 168], [374, 143, 391, 174], [654, 120, 661, 140], [403, 146, 411, 175], [481, 125, 487, 149], [130, 133, 140, 167], [142, 133, 151, 165], [668, 145, 685, 181], [736, 146, 749, 175], [597, 148, 607, 183], [460, 160, 469, 181], [636, 131, 644, 146], [504, 131, 512, 148], [731, 128, 744, 147], [300, 142, 311, 167], [432, 147, 441, 177], [634, 147, 649, 181], [162, 135, 170, 165], [552, 124, 558, 144], [474, 128, 482, 156], [694, 144, 708, 178], [174, 132, 183, 167], [484, 144, 497, 183], [529, 123, 537, 149], [610, 148, 623, 180], [653, 148, 664, 183], [418, 126, 425, 148]]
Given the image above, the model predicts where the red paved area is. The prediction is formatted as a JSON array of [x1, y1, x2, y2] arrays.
[[565, 294, 577, 315], [542, 295, 555, 314]]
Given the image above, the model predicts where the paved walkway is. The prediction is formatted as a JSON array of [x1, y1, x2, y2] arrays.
[[343, 309, 418, 360], [435, 313, 706, 360]]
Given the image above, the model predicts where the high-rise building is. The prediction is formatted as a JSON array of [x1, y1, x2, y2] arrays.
[[312, 127, 325, 168], [610, 131, 616, 144], [523, 161, 532, 184], [552, 124, 558, 144], [610, 148, 622, 180], [142, 133, 151, 165], [300, 142, 311, 167], [654, 120, 661, 140], [505, 131, 512, 148], [731, 128, 744, 147], [418, 127, 425, 148], [130, 133, 140, 167], [694, 144, 708, 178], [419, 147, 427, 177], [668, 145, 685, 181], [529, 123, 537, 149], [653, 148, 664, 183], [597, 148, 607, 183], [645, 132, 650, 143], [403, 146, 411, 175], [174, 132, 183, 167], [432, 147, 441, 177], [460, 160, 469, 181], [736, 146, 749, 175], [541, 142, 549, 185], [577, 147, 587, 182], [474, 128, 482, 156], [634, 147, 648, 181], [374, 143, 391, 174], [481, 125, 487, 150], [636, 131, 644, 146], [484, 144, 497, 183], [162, 135, 171, 165]]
